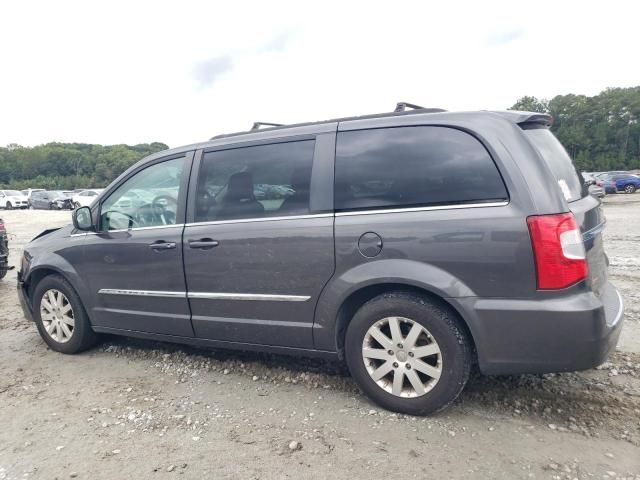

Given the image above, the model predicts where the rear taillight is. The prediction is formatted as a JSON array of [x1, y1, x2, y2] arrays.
[[527, 213, 588, 290]]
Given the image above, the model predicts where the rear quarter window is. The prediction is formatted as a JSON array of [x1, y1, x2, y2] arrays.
[[523, 128, 584, 202], [334, 126, 508, 211]]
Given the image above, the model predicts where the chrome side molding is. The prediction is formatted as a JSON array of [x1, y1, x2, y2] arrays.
[[188, 292, 310, 302], [98, 289, 187, 298], [98, 289, 310, 302]]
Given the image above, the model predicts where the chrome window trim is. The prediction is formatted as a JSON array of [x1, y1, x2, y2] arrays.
[[184, 213, 332, 228], [104, 223, 185, 233], [334, 201, 509, 217], [98, 289, 187, 298], [71, 224, 186, 236], [75, 202, 507, 234], [188, 292, 310, 302]]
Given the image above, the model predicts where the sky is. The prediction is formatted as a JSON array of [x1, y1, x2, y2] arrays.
[[1, 0, 639, 148]]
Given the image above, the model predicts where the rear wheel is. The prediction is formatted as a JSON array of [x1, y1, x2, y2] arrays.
[[33, 275, 97, 353], [624, 184, 636, 194], [345, 292, 472, 415]]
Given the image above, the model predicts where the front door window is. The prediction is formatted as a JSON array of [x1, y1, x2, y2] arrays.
[[100, 157, 185, 230]]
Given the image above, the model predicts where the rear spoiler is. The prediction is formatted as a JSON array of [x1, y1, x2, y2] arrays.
[[491, 110, 553, 128]]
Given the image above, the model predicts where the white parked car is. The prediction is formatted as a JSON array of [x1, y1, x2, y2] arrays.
[[0, 190, 29, 209], [72, 189, 103, 208]]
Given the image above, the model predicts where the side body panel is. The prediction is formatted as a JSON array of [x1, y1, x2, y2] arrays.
[[182, 131, 337, 349]]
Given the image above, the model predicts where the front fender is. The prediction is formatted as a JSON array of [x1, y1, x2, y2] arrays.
[[312, 259, 476, 351], [23, 254, 90, 309]]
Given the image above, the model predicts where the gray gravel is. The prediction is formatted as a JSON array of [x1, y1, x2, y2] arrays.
[[0, 195, 639, 479]]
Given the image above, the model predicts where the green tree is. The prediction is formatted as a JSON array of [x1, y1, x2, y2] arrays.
[[0, 142, 168, 189]]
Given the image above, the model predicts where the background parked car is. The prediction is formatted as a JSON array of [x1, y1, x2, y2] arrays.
[[20, 188, 45, 208], [0, 217, 8, 280], [72, 189, 103, 208], [0, 190, 29, 209], [30, 190, 74, 210], [599, 173, 640, 194]]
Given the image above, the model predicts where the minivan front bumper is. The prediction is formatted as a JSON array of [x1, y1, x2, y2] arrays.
[[17, 270, 34, 322], [456, 281, 624, 375]]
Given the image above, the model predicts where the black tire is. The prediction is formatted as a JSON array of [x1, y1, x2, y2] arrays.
[[6, 202, 12, 210], [624, 184, 636, 194], [0, 265, 7, 280], [345, 292, 472, 416], [32, 274, 97, 354]]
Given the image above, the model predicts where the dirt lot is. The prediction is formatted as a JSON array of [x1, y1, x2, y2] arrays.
[[1, 196, 639, 480]]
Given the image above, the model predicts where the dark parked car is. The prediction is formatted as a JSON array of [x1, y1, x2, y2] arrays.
[[30, 190, 74, 210], [17, 106, 623, 415], [599, 174, 640, 194], [0, 217, 10, 280]]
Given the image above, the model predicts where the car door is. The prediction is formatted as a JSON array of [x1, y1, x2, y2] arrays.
[[183, 134, 336, 348], [32, 192, 45, 209], [77, 152, 194, 336]]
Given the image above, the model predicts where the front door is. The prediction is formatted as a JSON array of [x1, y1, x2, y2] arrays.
[[183, 139, 335, 348], [79, 153, 194, 336]]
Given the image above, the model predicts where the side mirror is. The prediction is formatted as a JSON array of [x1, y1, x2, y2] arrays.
[[73, 206, 94, 231]]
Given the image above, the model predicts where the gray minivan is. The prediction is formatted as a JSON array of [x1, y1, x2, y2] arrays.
[[17, 106, 624, 415]]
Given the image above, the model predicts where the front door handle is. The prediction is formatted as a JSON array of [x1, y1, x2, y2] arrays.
[[149, 241, 176, 250], [188, 238, 219, 249]]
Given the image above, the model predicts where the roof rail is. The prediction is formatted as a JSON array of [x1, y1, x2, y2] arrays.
[[251, 121, 284, 130], [210, 105, 447, 140]]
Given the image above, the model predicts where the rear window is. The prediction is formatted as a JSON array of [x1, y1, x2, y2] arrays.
[[523, 128, 583, 202], [335, 126, 508, 212]]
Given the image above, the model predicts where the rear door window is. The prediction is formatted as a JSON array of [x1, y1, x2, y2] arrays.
[[523, 128, 583, 202], [334, 126, 508, 212], [194, 140, 315, 222]]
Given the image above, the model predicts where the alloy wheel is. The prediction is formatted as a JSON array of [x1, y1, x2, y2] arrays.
[[40, 289, 75, 343], [362, 316, 442, 398]]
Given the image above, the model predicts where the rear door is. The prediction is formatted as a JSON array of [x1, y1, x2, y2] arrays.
[[78, 153, 194, 336], [183, 134, 336, 348], [523, 127, 608, 296]]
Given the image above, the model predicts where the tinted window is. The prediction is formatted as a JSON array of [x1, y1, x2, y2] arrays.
[[523, 128, 583, 202], [100, 157, 185, 230], [194, 140, 315, 222], [334, 126, 507, 211]]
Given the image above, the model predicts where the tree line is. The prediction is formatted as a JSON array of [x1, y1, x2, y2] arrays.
[[1, 87, 639, 190], [510, 87, 640, 172], [0, 142, 168, 190]]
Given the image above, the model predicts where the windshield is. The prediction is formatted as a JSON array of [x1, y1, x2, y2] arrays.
[[5, 190, 22, 196], [524, 128, 584, 202], [52, 191, 68, 198]]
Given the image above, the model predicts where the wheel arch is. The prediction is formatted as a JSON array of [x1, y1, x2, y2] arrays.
[[24, 263, 89, 313], [330, 282, 478, 363]]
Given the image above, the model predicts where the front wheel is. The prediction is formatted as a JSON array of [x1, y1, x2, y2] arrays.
[[345, 292, 472, 415], [6, 202, 12, 210], [624, 184, 636, 194], [33, 274, 97, 353]]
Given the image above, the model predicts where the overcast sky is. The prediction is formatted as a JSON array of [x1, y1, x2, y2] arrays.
[[1, 0, 639, 148]]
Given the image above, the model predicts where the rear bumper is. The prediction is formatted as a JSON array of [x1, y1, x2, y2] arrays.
[[455, 282, 624, 375], [17, 271, 34, 322]]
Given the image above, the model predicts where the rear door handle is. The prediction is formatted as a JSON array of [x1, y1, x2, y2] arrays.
[[188, 238, 219, 249], [149, 241, 176, 250]]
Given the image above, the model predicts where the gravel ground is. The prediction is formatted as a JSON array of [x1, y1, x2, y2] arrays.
[[0, 196, 639, 480]]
